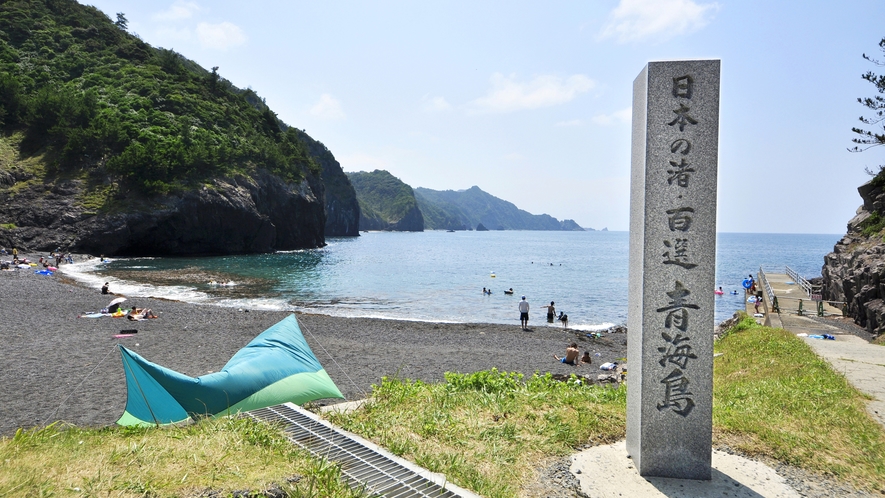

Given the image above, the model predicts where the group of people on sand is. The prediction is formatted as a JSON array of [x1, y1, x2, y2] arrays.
[[1, 247, 74, 269], [517, 296, 568, 330], [554, 343, 592, 366]]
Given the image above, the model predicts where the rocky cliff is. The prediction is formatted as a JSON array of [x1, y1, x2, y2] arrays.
[[822, 178, 885, 338], [0, 165, 324, 255], [0, 0, 359, 254], [295, 130, 360, 237]]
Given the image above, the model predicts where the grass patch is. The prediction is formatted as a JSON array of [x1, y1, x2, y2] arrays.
[[714, 317, 885, 491], [77, 183, 120, 213], [0, 417, 364, 497], [860, 211, 885, 237], [328, 369, 626, 498]]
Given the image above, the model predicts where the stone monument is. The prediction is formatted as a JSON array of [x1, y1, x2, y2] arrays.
[[626, 60, 720, 480]]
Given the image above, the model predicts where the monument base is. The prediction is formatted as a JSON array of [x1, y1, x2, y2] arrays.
[[570, 440, 800, 498]]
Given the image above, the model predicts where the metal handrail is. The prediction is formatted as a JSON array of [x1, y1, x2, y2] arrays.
[[784, 266, 821, 299], [758, 267, 774, 307]]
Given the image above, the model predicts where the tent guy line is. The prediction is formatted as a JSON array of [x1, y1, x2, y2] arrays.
[[42, 345, 118, 426]]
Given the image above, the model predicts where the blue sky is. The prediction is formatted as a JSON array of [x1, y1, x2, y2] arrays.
[[81, 0, 884, 234]]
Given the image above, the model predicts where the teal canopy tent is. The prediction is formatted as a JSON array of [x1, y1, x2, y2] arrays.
[[117, 314, 343, 426]]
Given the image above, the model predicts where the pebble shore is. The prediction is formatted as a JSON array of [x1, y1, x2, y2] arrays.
[[0, 256, 626, 436]]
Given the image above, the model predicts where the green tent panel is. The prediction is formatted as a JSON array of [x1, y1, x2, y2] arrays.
[[117, 314, 344, 426]]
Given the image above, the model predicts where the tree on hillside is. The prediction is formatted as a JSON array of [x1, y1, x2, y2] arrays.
[[852, 36, 885, 174], [115, 12, 128, 30]]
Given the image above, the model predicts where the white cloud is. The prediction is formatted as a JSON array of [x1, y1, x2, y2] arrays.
[[153, 2, 200, 22], [598, 0, 719, 43], [310, 93, 345, 120], [196, 21, 247, 50], [555, 119, 584, 127], [469, 73, 594, 113], [591, 107, 632, 126], [422, 95, 452, 112]]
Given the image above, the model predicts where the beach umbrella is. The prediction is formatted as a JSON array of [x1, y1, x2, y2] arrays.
[[108, 297, 127, 306]]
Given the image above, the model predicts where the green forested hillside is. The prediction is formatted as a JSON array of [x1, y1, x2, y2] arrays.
[[0, 0, 317, 196], [346, 170, 423, 231]]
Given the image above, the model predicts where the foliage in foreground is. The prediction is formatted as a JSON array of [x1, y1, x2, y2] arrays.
[[713, 316, 885, 492], [329, 369, 627, 498], [0, 416, 363, 498]]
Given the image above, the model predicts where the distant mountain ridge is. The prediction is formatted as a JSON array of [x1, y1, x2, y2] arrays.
[[416, 186, 584, 231], [347, 170, 423, 231], [345, 170, 584, 231]]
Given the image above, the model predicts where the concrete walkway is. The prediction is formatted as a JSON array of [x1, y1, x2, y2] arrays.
[[756, 272, 885, 429]]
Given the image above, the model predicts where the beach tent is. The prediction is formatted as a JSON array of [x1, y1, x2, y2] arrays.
[[117, 314, 343, 426]]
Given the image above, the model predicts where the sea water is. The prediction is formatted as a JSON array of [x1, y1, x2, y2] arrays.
[[60, 231, 841, 330]]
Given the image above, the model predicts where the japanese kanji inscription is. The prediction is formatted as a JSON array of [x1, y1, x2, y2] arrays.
[[627, 60, 720, 480]]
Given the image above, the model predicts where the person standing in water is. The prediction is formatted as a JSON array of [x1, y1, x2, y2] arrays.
[[541, 301, 556, 323], [518, 296, 530, 330]]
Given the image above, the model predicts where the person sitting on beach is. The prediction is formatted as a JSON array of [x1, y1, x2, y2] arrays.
[[101, 282, 111, 295], [128, 307, 157, 320], [580, 351, 592, 365], [554, 343, 580, 365]]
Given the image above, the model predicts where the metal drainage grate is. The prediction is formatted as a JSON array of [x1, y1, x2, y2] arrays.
[[246, 403, 468, 498]]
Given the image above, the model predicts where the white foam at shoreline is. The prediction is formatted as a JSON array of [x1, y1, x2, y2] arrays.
[[59, 255, 624, 329], [60, 257, 293, 310]]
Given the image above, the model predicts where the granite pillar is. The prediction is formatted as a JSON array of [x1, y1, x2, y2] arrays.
[[626, 60, 720, 480]]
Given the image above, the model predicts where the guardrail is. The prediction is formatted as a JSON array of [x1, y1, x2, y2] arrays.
[[758, 267, 775, 311], [785, 265, 821, 299]]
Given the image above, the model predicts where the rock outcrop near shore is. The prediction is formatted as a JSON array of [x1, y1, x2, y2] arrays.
[[0, 168, 326, 255], [822, 178, 885, 337]]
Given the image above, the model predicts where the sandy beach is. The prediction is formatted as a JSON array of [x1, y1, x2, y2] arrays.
[[0, 256, 627, 436]]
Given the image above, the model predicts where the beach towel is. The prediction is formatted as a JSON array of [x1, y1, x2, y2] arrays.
[[116, 314, 343, 426]]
